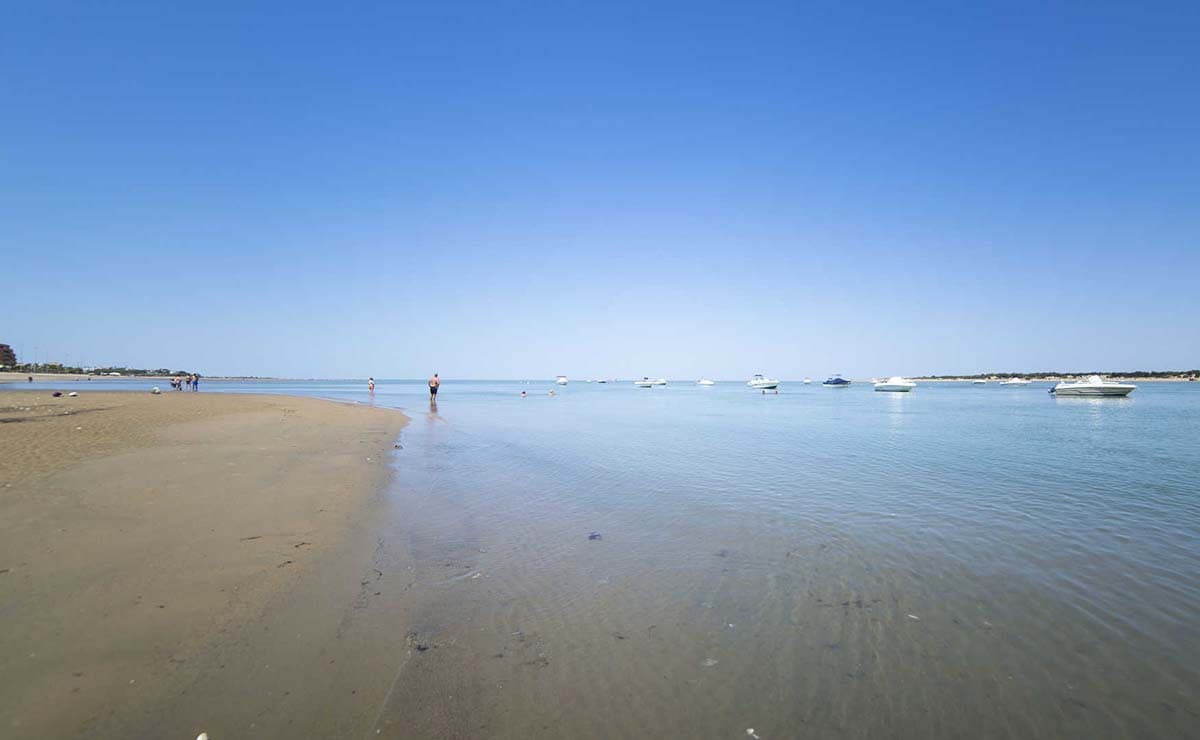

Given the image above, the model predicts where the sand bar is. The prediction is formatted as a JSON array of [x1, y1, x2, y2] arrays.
[[0, 391, 407, 738]]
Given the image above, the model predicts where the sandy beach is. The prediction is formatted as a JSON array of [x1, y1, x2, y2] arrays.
[[0, 391, 407, 738]]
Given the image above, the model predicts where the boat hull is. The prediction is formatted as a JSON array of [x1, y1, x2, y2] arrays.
[[1051, 386, 1134, 397], [874, 384, 914, 392], [748, 383, 778, 390]]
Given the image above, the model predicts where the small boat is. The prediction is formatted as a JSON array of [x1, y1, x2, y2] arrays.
[[747, 374, 779, 390], [803, 378, 812, 384], [597, 379, 608, 384], [634, 377, 667, 388], [874, 376, 916, 392], [555, 375, 569, 385], [1049, 375, 1136, 397], [822, 375, 851, 387], [697, 379, 716, 386], [972, 379, 987, 385], [999, 378, 1031, 386]]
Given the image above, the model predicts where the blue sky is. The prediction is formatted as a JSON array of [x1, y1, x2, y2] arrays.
[[3, 1, 1197, 378]]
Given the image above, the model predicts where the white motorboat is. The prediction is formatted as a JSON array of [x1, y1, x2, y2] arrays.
[[697, 379, 715, 386], [747, 374, 779, 390], [874, 376, 916, 392], [1000, 377, 1031, 386], [634, 377, 667, 388], [803, 378, 812, 384], [555, 375, 569, 385], [972, 379, 987, 385], [1050, 375, 1136, 397]]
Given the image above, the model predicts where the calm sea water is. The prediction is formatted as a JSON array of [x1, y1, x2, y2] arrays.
[[35, 378, 1200, 737]]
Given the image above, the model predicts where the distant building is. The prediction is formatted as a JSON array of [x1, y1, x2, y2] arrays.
[[0, 343, 16, 367]]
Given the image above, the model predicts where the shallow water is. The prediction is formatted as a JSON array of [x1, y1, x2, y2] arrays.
[[34, 378, 1200, 737]]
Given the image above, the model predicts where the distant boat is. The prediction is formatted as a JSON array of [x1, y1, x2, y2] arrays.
[[555, 375, 569, 385], [972, 379, 987, 385], [803, 378, 812, 384], [999, 378, 1031, 386], [1049, 375, 1135, 397], [634, 377, 667, 388], [874, 376, 916, 392], [822, 375, 851, 387], [697, 379, 716, 386], [597, 379, 608, 384], [747, 374, 779, 390]]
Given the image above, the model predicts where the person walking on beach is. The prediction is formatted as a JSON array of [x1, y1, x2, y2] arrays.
[[192, 374, 200, 392], [428, 373, 439, 399]]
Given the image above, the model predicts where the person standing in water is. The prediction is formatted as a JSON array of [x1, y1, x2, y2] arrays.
[[368, 377, 375, 393], [428, 373, 440, 399]]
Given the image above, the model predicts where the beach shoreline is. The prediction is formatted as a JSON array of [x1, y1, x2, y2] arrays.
[[0, 372, 296, 384], [0, 391, 409, 738]]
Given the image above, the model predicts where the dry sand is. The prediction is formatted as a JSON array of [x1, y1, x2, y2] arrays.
[[0, 391, 408, 738]]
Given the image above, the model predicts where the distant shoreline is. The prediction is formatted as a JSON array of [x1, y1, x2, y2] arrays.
[[911, 377, 1194, 383], [4, 371, 1197, 385], [911, 375, 1198, 382], [0, 372, 288, 384]]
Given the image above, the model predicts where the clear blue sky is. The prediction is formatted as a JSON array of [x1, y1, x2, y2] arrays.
[[3, 1, 1197, 378]]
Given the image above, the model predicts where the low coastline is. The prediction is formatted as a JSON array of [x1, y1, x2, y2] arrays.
[[0, 372, 293, 384], [0, 391, 408, 737]]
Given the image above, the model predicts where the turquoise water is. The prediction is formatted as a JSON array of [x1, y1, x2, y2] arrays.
[[31, 378, 1200, 737]]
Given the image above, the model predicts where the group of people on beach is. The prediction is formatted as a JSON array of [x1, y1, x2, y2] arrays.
[[171, 374, 200, 392]]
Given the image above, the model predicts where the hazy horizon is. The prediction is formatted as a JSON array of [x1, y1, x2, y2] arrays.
[[4, 2, 1197, 379]]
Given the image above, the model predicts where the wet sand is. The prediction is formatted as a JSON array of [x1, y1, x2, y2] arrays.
[[0, 391, 408, 738]]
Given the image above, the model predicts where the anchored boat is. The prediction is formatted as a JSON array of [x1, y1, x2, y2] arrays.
[[1049, 375, 1135, 397], [747, 374, 779, 390], [874, 376, 916, 392]]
